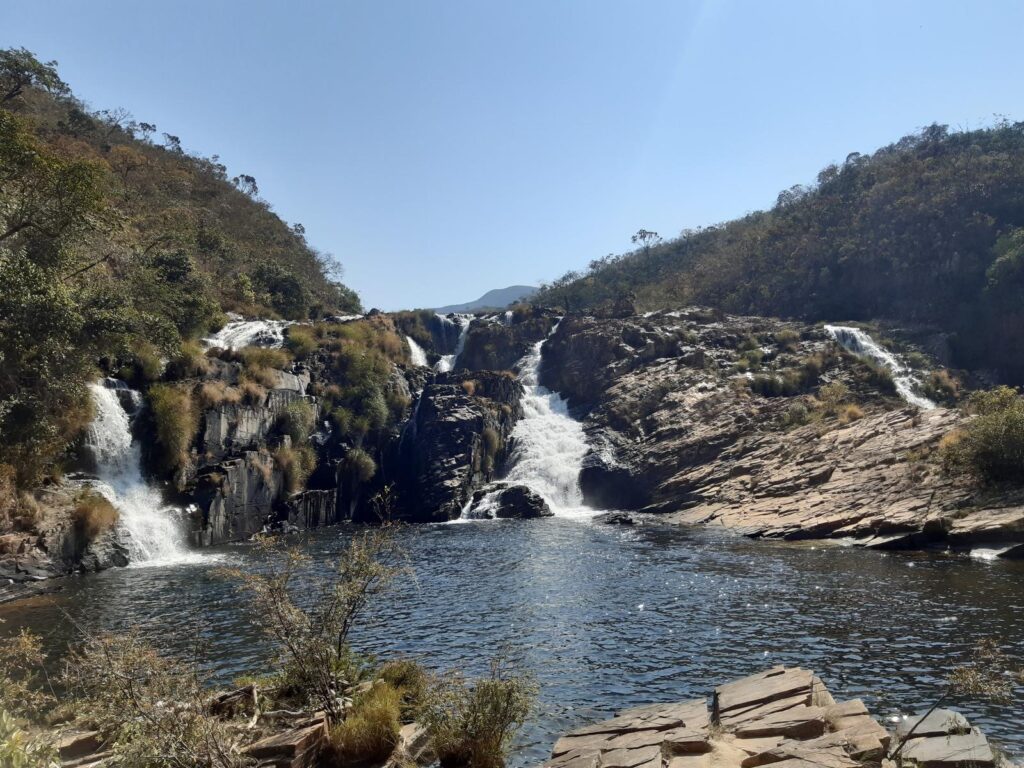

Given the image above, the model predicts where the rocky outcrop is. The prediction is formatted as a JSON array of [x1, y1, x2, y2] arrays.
[[539, 308, 1024, 552], [465, 483, 554, 519], [399, 371, 523, 522], [458, 308, 557, 371], [543, 667, 995, 768], [189, 451, 282, 546]]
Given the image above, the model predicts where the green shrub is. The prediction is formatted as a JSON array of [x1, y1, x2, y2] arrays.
[[0, 709, 57, 768], [168, 340, 211, 379], [241, 346, 292, 372], [345, 447, 378, 484], [379, 659, 428, 722], [423, 659, 537, 768], [147, 383, 198, 477], [817, 381, 850, 414], [274, 443, 317, 493], [940, 387, 1024, 482], [284, 325, 318, 360], [278, 400, 316, 444], [72, 490, 119, 540], [775, 328, 800, 351], [779, 402, 810, 429], [325, 682, 402, 766]]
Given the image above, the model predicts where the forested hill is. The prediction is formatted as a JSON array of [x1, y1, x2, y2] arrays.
[[0, 48, 360, 484], [533, 122, 1024, 383]]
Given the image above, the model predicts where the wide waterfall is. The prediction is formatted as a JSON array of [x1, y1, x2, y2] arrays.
[[434, 314, 473, 372], [824, 325, 935, 409], [465, 330, 595, 519], [406, 336, 428, 367], [84, 380, 197, 565]]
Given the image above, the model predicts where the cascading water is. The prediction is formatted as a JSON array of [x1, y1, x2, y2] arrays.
[[434, 314, 473, 372], [464, 328, 595, 520], [84, 380, 197, 565], [203, 313, 294, 350], [824, 325, 935, 409], [406, 336, 429, 367]]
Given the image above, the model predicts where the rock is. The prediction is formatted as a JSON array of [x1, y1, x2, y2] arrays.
[[895, 709, 970, 740], [900, 729, 994, 768], [244, 716, 328, 768], [593, 511, 638, 525], [458, 309, 557, 371], [399, 371, 523, 522], [467, 483, 553, 519], [57, 730, 102, 761]]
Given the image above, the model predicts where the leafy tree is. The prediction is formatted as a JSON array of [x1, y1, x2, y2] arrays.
[[0, 48, 68, 106]]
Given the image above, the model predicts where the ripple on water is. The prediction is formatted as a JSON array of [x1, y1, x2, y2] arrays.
[[1, 520, 1023, 766]]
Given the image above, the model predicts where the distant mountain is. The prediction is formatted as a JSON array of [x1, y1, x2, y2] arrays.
[[435, 285, 538, 314]]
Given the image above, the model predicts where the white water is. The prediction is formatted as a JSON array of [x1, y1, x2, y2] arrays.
[[406, 336, 429, 367], [84, 381, 200, 566], [434, 314, 473, 372], [203, 314, 294, 350], [464, 330, 596, 520], [824, 325, 936, 410]]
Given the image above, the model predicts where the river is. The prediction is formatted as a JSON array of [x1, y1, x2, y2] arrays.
[[2, 519, 1022, 765]]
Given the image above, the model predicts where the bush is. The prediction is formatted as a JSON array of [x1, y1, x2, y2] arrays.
[[779, 402, 810, 429], [284, 325, 318, 360], [147, 383, 198, 478], [379, 659, 428, 722], [817, 381, 849, 414], [940, 387, 1024, 482], [922, 369, 963, 406], [345, 447, 378, 485], [461, 380, 478, 397], [0, 710, 57, 768], [168, 340, 211, 379], [72, 490, 118, 540], [278, 400, 316, 444], [325, 682, 403, 766], [274, 444, 317, 494], [423, 658, 537, 768], [196, 381, 242, 409], [838, 403, 864, 424], [775, 328, 800, 351]]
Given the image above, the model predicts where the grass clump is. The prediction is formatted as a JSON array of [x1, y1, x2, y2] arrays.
[[273, 443, 317, 493], [921, 369, 963, 406], [940, 386, 1024, 483], [278, 400, 316, 444], [197, 380, 242, 409], [379, 659, 428, 722], [344, 447, 378, 485], [72, 490, 118, 540], [325, 681, 403, 766], [147, 383, 198, 478], [838, 403, 864, 425], [284, 324, 319, 360], [423, 657, 537, 768]]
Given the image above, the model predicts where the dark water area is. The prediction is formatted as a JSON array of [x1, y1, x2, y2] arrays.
[[2, 519, 1023, 766]]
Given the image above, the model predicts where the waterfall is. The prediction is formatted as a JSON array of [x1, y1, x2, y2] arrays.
[[824, 325, 936, 410], [464, 327, 595, 519], [203, 314, 294, 350], [434, 314, 473, 373], [406, 336, 429, 367], [84, 380, 197, 565]]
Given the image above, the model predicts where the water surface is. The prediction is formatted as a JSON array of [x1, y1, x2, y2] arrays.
[[2, 520, 1022, 766]]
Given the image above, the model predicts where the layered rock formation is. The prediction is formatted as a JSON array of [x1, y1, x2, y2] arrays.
[[540, 309, 1024, 553], [543, 666, 996, 768]]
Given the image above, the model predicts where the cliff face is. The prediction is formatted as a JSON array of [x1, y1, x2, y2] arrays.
[[541, 309, 1024, 553]]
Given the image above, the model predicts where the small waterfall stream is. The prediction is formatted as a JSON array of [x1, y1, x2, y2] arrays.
[[434, 314, 473, 372], [406, 336, 429, 367], [203, 315, 294, 350], [84, 380, 197, 565], [464, 328, 595, 520], [824, 325, 935, 409]]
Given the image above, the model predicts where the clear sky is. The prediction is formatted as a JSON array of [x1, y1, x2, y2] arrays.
[[4, 1, 1023, 310]]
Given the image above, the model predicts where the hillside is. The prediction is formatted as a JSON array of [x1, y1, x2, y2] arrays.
[[434, 284, 537, 313], [0, 48, 360, 486], [532, 122, 1024, 383]]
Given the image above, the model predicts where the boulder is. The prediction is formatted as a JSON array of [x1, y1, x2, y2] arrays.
[[466, 484, 553, 519]]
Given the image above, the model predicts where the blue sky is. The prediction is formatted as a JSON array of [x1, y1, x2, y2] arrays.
[[5, 1, 1023, 310]]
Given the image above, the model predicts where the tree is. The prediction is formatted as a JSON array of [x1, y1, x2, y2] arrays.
[[631, 228, 662, 253], [0, 48, 68, 106]]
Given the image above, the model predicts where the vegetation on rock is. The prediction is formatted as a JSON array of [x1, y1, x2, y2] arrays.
[[940, 386, 1024, 483]]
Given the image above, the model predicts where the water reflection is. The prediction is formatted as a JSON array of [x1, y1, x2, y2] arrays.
[[2, 520, 1022, 766]]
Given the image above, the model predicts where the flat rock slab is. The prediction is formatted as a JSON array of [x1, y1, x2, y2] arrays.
[[901, 728, 995, 768], [244, 720, 327, 768], [733, 705, 827, 740], [715, 667, 814, 720], [895, 709, 970, 739]]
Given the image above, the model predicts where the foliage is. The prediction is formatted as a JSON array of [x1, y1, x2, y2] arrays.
[[273, 443, 317, 493], [147, 383, 198, 478], [422, 657, 537, 768], [224, 526, 405, 721], [278, 400, 316, 444], [0, 47, 361, 489], [379, 659, 429, 722], [921, 369, 963, 406], [325, 682, 403, 766], [0, 628, 50, 719], [0, 710, 58, 768], [817, 381, 850, 415], [533, 121, 1024, 384], [72, 489, 119, 540], [940, 386, 1024, 483], [344, 447, 378, 485], [60, 632, 248, 768]]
